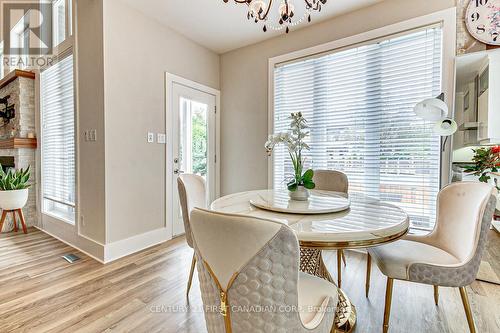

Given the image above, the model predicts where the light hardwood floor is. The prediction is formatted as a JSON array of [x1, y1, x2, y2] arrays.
[[0, 228, 499, 333]]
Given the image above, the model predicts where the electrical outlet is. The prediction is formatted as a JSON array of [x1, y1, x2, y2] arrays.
[[84, 130, 97, 142], [157, 133, 166, 144], [147, 132, 154, 143]]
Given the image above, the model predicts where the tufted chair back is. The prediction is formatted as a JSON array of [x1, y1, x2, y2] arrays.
[[313, 170, 349, 193], [423, 182, 496, 262], [405, 182, 497, 287], [177, 174, 206, 248], [190, 208, 336, 333]]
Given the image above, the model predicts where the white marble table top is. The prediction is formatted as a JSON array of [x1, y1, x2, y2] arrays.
[[210, 189, 410, 248]]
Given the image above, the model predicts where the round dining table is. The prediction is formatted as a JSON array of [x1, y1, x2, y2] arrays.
[[210, 189, 410, 333]]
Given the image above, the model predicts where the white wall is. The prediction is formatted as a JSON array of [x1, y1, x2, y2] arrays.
[[102, 0, 220, 244], [220, 0, 456, 195]]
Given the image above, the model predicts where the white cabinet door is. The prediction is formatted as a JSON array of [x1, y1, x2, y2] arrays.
[[477, 89, 489, 142]]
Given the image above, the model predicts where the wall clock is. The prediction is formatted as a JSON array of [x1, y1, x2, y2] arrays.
[[465, 0, 500, 45]]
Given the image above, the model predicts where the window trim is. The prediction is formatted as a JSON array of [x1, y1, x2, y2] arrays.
[[267, 8, 456, 191], [39, 0, 76, 225]]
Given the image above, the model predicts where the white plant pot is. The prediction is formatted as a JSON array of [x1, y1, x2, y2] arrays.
[[0, 189, 29, 210], [289, 186, 310, 201]]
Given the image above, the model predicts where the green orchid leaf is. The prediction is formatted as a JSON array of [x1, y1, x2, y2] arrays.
[[303, 169, 314, 181], [287, 182, 298, 192], [303, 181, 315, 190]]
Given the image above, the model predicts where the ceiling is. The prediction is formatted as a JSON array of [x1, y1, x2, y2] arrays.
[[120, 0, 384, 54]]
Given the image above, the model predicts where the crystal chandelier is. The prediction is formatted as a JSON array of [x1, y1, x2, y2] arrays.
[[223, 0, 327, 33]]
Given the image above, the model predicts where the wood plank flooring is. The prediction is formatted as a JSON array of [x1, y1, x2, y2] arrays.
[[0, 228, 498, 333]]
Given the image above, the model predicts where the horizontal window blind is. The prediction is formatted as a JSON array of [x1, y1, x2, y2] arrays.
[[41, 54, 75, 222], [273, 27, 442, 230]]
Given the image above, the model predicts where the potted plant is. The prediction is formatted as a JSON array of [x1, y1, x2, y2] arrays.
[[464, 146, 500, 210], [265, 112, 315, 201], [0, 165, 31, 210]]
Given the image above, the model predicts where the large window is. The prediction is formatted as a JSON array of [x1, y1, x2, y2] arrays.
[[40, 54, 75, 223], [272, 26, 443, 230]]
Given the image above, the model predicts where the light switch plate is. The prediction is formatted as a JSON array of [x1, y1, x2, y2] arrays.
[[147, 132, 154, 143], [157, 133, 166, 144]]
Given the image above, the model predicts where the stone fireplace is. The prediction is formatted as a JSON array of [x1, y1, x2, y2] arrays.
[[0, 70, 37, 232]]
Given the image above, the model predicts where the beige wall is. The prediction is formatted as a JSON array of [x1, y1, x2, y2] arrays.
[[75, 0, 106, 244], [220, 0, 456, 195], [103, 0, 220, 243]]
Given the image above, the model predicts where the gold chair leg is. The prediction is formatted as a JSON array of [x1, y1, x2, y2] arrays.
[[341, 249, 347, 266], [186, 253, 197, 297], [337, 250, 342, 288], [366, 254, 371, 298], [459, 287, 476, 333], [383, 277, 394, 333], [434, 286, 439, 306]]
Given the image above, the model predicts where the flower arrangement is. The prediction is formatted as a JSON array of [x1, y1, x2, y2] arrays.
[[464, 146, 500, 190], [265, 112, 315, 195]]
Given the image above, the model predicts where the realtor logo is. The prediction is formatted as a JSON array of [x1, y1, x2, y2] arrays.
[[1, 1, 53, 55]]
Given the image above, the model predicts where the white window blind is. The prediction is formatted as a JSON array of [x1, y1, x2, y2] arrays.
[[273, 27, 442, 230], [41, 54, 75, 223]]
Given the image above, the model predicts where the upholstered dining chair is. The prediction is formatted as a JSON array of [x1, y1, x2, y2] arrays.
[[177, 173, 206, 297], [313, 170, 349, 287], [190, 208, 339, 333], [365, 182, 497, 333]]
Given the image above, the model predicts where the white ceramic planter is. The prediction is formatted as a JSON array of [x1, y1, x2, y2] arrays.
[[0, 189, 29, 210], [289, 185, 310, 201]]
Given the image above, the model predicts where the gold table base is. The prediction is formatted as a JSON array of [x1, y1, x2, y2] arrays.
[[300, 247, 356, 333]]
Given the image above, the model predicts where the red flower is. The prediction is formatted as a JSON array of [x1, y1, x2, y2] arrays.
[[492, 146, 500, 154]]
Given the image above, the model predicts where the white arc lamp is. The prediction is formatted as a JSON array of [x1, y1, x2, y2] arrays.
[[413, 93, 457, 151], [434, 118, 458, 136], [413, 93, 449, 121]]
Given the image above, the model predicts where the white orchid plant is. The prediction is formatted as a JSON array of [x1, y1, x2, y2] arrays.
[[265, 112, 315, 192]]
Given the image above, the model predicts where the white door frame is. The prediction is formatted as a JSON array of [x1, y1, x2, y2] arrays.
[[165, 73, 220, 240]]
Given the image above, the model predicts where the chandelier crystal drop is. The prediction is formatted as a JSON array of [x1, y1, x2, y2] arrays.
[[223, 0, 327, 34]]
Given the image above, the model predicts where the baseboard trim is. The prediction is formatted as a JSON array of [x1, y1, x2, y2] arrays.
[[34, 226, 105, 264], [104, 227, 170, 263]]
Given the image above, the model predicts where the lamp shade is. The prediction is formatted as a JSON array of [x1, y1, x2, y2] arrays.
[[413, 98, 449, 121], [434, 118, 457, 136]]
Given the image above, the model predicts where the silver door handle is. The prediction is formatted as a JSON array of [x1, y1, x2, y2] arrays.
[[174, 169, 185, 175]]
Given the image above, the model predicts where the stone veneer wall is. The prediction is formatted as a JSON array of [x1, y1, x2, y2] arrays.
[[0, 76, 37, 232], [0, 77, 36, 138]]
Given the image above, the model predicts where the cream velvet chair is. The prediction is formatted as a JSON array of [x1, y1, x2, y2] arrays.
[[190, 208, 339, 333], [313, 170, 349, 287], [177, 174, 206, 297], [366, 182, 497, 333]]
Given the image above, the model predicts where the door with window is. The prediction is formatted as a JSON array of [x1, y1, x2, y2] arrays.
[[171, 83, 216, 237]]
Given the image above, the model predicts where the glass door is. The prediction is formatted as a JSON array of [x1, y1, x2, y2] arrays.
[[171, 83, 216, 237]]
